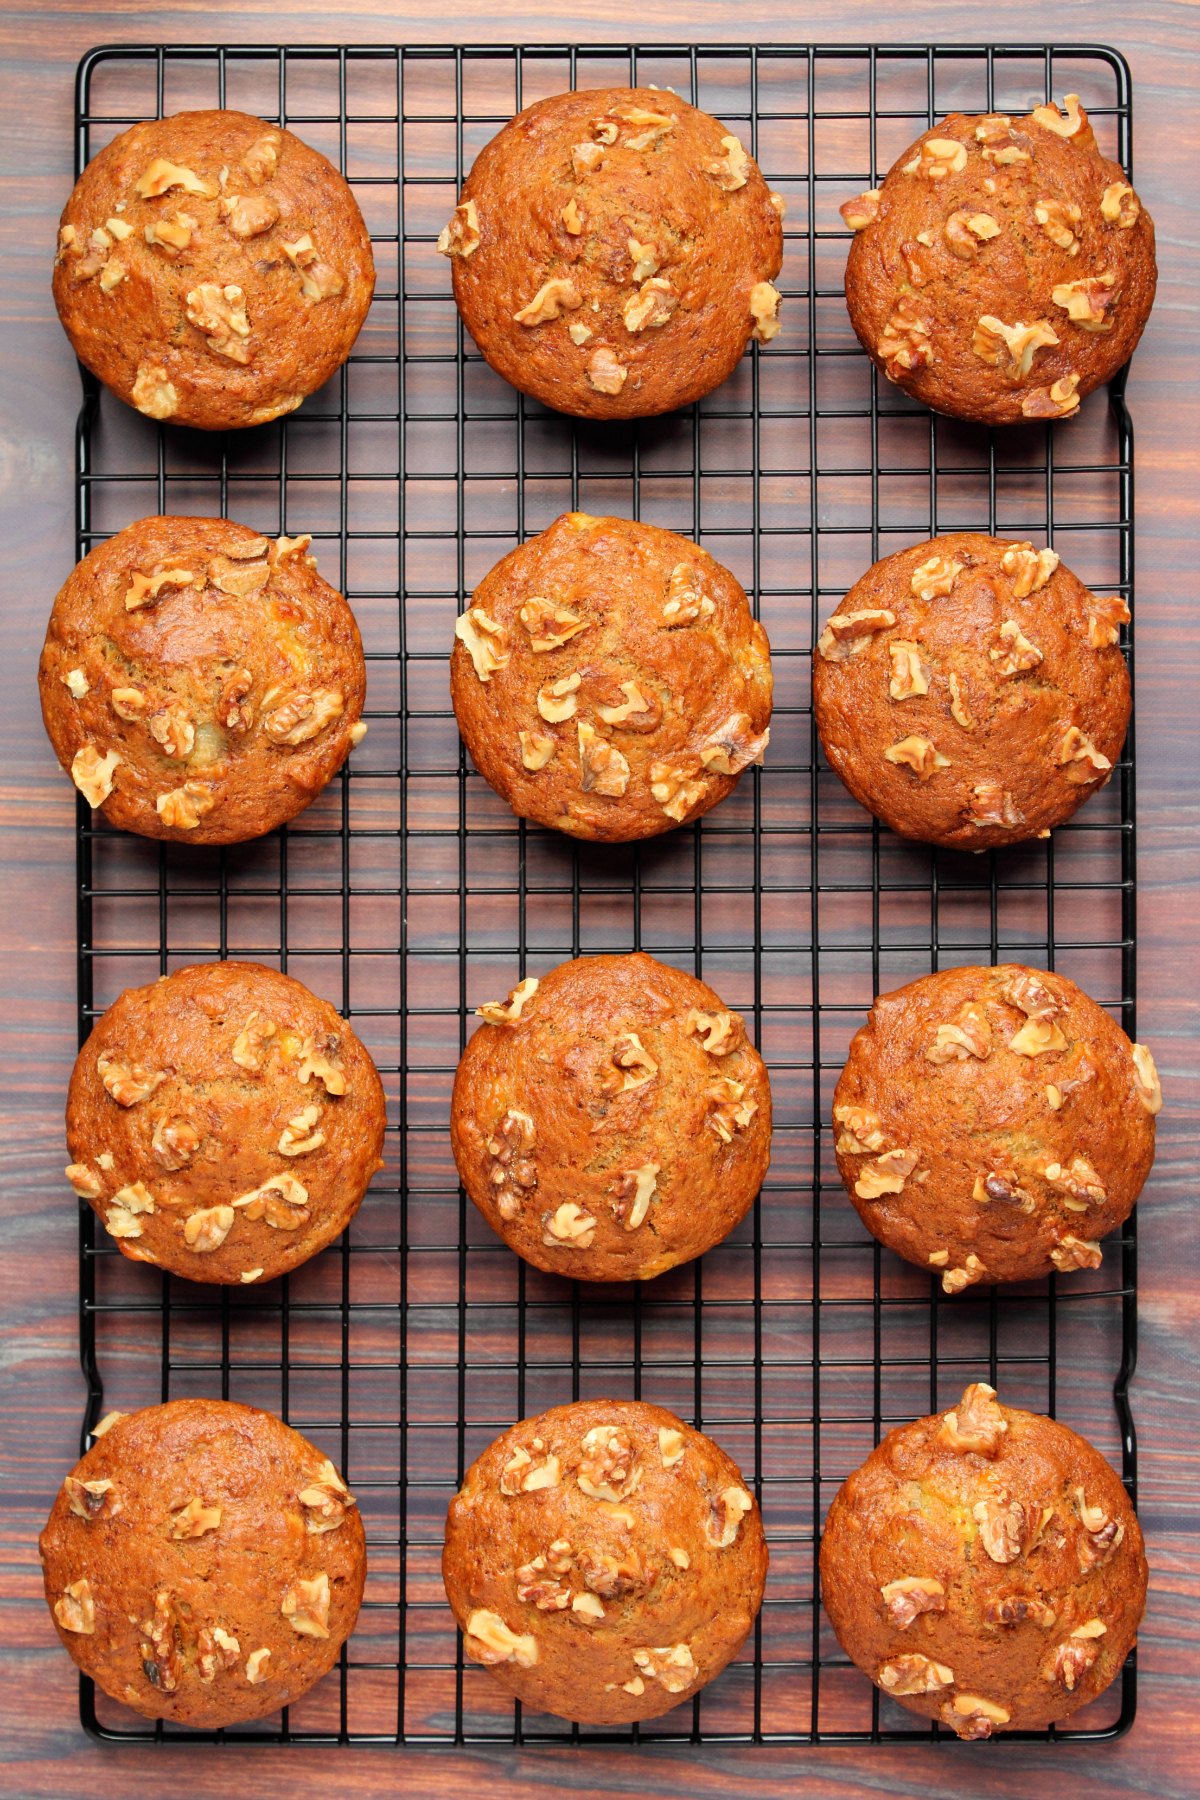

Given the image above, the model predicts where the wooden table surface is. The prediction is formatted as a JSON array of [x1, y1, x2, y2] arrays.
[[2, 4, 1196, 1797]]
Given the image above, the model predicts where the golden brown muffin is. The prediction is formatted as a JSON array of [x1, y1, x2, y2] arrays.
[[439, 87, 784, 419], [450, 953, 771, 1282], [65, 961, 386, 1286], [39, 515, 367, 845], [820, 1382, 1147, 1737], [832, 964, 1160, 1292], [841, 96, 1155, 425], [443, 1399, 767, 1723], [811, 532, 1131, 851], [451, 512, 772, 841], [53, 110, 374, 431], [39, 1399, 365, 1727]]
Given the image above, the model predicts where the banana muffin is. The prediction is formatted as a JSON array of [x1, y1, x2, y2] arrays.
[[811, 532, 1131, 851], [65, 961, 386, 1286], [443, 1398, 767, 1723], [450, 953, 772, 1282], [451, 512, 772, 841], [438, 86, 784, 419], [39, 515, 367, 844], [820, 1382, 1146, 1737], [832, 964, 1160, 1293], [40, 1399, 365, 1727], [53, 109, 374, 430], [840, 95, 1155, 425]]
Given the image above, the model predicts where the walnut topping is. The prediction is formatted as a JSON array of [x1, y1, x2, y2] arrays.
[[973, 315, 1059, 380], [207, 546, 270, 597], [1052, 270, 1117, 334], [577, 721, 631, 797], [542, 1201, 596, 1248], [71, 745, 119, 809], [888, 640, 931, 700], [833, 1103, 887, 1155], [1042, 1154, 1106, 1207], [1101, 181, 1140, 228], [1001, 970, 1063, 1021], [973, 1493, 1027, 1563], [623, 276, 678, 333], [97, 1053, 164, 1107], [65, 1163, 103, 1200], [124, 567, 193, 624], [571, 1591, 606, 1624], [661, 562, 715, 628], [596, 680, 653, 728], [1086, 595, 1131, 649], [91, 1409, 124, 1438], [297, 1459, 356, 1532], [171, 1495, 223, 1539], [156, 782, 216, 830], [648, 758, 707, 822], [183, 1203, 235, 1252], [54, 1578, 96, 1635], [216, 667, 255, 733], [749, 281, 782, 343], [658, 1427, 685, 1469], [603, 1032, 658, 1094], [139, 1592, 183, 1691], [455, 606, 509, 682], [619, 106, 677, 148], [245, 1647, 272, 1683], [571, 141, 605, 179], [1131, 1043, 1162, 1115], [143, 211, 198, 254], [840, 189, 881, 231], [706, 1076, 757, 1143], [854, 1145, 920, 1199], [884, 735, 950, 780], [966, 782, 1025, 829], [231, 1174, 308, 1230], [242, 133, 280, 185], [232, 1010, 276, 1070], [150, 1116, 200, 1172], [910, 555, 963, 602], [696, 712, 768, 776], [1045, 1619, 1107, 1692], [1007, 1014, 1069, 1056], [903, 137, 968, 180], [281, 1571, 331, 1640], [65, 1475, 116, 1519], [1075, 1488, 1125, 1568], [879, 1652, 954, 1696], [586, 347, 627, 394], [1056, 725, 1112, 785], [940, 1383, 1007, 1454], [131, 363, 179, 420], [519, 730, 555, 772], [196, 1625, 241, 1681], [219, 191, 279, 238], [500, 1440, 561, 1496], [487, 1107, 537, 1221], [1022, 374, 1083, 419], [1035, 196, 1083, 253], [476, 976, 539, 1024], [515, 1558, 570, 1611], [148, 702, 196, 760], [706, 1486, 754, 1548], [560, 198, 584, 236], [685, 1009, 739, 1056], [513, 278, 581, 327], [296, 1036, 346, 1096], [816, 608, 896, 660], [627, 235, 659, 279], [185, 282, 252, 362], [111, 1180, 156, 1218], [62, 667, 90, 699], [569, 322, 593, 344], [632, 1642, 697, 1693], [1031, 93, 1085, 138], [281, 234, 344, 302], [104, 1203, 146, 1241], [263, 688, 344, 746], [982, 144, 1031, 166], [537, 671, 581, 723], [437, 197, 481, 258], [942, 1693, 1010, 1739], [278, 1104, 325, 1157], [878, 304, 933, 378], [134, 158, 215, 198], [944, 210, 1001, 258], [577, 1425, 641, 1501], [519, 594, 589, 652], [973, 1169, 1034, 1213], [925, 1007, 990, 1064], [944, 1260, 986, 1297], [706, 134, 751, 191], [989, 619, 1045, 679], [881, 1576, 946, 1628], [609, 1162, 659, 1231], [1049, 1234, 1103, 1272]]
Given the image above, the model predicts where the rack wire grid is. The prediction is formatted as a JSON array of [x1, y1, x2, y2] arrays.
[[71, 40, 1139, 1747]]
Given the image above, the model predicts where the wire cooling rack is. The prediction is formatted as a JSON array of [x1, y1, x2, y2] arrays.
[[71, 41, 1138, 1746]]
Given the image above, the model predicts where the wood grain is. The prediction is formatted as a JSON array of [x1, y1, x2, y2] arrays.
[[1, 6, 1197, 1800]]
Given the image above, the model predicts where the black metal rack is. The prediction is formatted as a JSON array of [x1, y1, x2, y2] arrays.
[[72, 41, 1138, 1746]]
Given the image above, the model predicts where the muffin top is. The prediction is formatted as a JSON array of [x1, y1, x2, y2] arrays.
[[811, 532, 1131, 851], [39, 1399, 366, 1727], [819, 1383, 1147, 1737], [450, 953, 772, 1282], [841, 96, 1156, 424], [65, 961, 386, 1286], [440, 86, 784, 418], [39, 515, 367, 845], [832, 964, 1160, 1291], [53, 109, 375, 430], [443, 1398, 767, 1724], [451, 512, 772, 841]]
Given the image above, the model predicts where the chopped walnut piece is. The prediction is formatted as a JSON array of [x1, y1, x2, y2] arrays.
[[455, 606, 509, 682], [278, 1104, 325, 1157], [148, 702, 196, 760], [601, 1031, 657, 1095], [879, 1652, 954, 1696], [1075, 1489, 1125, 1568], [134, 157, 215, 198], [925, 1007, 990, 1064], [1052, 270, 1117, 334], [124, 563, 194, 613], [1035, 196, 1083, 253], [706, 1486, 754, 1548], [939, 1383, 1007, 1454], [515, 1557, 570, 1611], [854, 1145, 920, 1200], [437, 198, 481, 259], [881, 1576, 946, 1628], [986, 1592, 1058, 1629], [973, 315, 1059, 380], [54, 1578, 96, 1635], [183, 1204, 235, 1253], [216, 668, 254, 733], [1001, 971, 1063, 1020], [596, 680, 653, 727], [144, 211, 198, 254], [500, 1439, 561, 1496], [196, 1625, 241, 1681], [1045, 1619, 1106, 1690], [878, 304, 934, 379], [1086, 595, 1131, 649], [185, 282, 252, 363], [944, 210, 1001, 258], [648, 758, 707, 823], [942, 1694, 1010, 1739], [973, 1169, 1034, 1213], [840, 189, 881, 231], [62, 667, 90, 699], [231, 1174, 309, 1230], [245, 1647, 272, 1683], [219, 191, 279, 238], [903, 137, 968, 180], [111, 1180, 156, 1218], [661, 562, 715, 628], [486, 1106, 537, 1221], [104, 1202, 146, 1240], [1031, 93, 1085, 138], [533, 671, 580, 724], [171, 1495, 223, 1539], [519, 594, 589, 652], [560, 198, 584, 236], [207, 546, 270, 597], [911, 556, 963, 601], [632, 1642, 697, 1693], [699, 713, 769, 776], [1007, 1015, 1069, 1056], [263, 688, 344, 746], [884, 735, 950, 780], [609, 1162, 659, 1231], [620, 106, 676, 149], [571, 141, 605, 179], [97, 1053, 164, 1107], [296, 1035, 346, 1096], [833, 1102, 887, 1156], [749, 281, 782, 343], [577, 1425, 641, 1501], [520, 730, 555, 772], [1101, 182, 1140, 229], [1131, 1043, 1162, 1115], [71, 745, 119, 809], [1042, 1154, 1106, 1207], [627, 234, 659, 279], [297, 1458, 356, 1532], [587, 346, 627, 394], [477, 976, 539, 1025], [281, 1571, 331, 1640], [90, 1410, 124, 1438], [131, 363, 179, 420], [139, 1592, 184, 1691], [65, 1163, 103, 1201], [623, 277, 678, 333], [707, 1076, 758, 1143], [1055, 725, 1112, 785], [685, 1009, 739, 1056], [658, 1427, 685, 1469], [64, 1476, 116, 1525], [973, 1493, 1027, 1563], [816, 608, 896, 661], [1049, 1235, 1103, 1272], [542, 1201, 596, 1248], [280, 234, 344, 302], [706, 135, 750, 190], [577, 721, 631, 797], [990, 618, 1045, 678], [232, 1011, 276, 1071], [966, 782, 1025, 829], [1022, 374, 1082, 420], [156, 782, 216, 830], [982, 144, 1031, 167], [514, 278, 581, 327], [888, 640, 931, 700]]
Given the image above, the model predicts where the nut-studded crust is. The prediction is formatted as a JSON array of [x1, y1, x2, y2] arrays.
[[450, 953, 772, 1281], [65, 962, 386, 1285], [451, 513, 773, 841], [39, 1400, 366, 1727], [442, 87, 784, 419], [841, 98, 1155, 425], [832, 965, 1158, 1289], [39, 515, 367, 844], [442, 1399, 767, 1723], [53, 110, 374, 431], [820, 1385, 1147, 1736], [811, 532, 1130, 851]]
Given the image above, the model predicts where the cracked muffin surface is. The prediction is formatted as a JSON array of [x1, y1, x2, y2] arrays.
[[450, 952, 772, 1282], [840, 95, 1155, 424], [832, 964, 1160, 1291], [811, 531, 1131, 851], [451, 512, 772, 841], [39, 514, 367, 844], [65, 960, 386, 1285], [820, 1383, 1147, 1737], [443, 1398, 767, 1723], [40, 1399, 365, 1727], [53, 109, 374, 430], [440, 86, 784, 418]]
